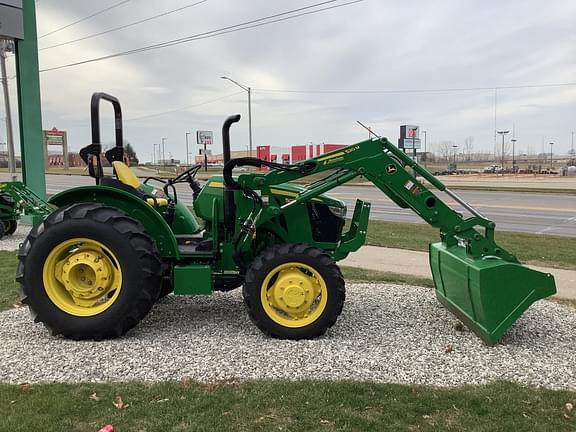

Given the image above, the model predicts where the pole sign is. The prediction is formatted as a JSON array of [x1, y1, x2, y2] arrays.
[[196, 130, 213, 146], [44, 127, 65, 145], [398, 125, 421, 150], [43, 127, 69, 169], [0, 1, 23, 40]]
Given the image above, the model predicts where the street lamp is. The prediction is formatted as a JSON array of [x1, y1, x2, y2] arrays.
[[221, 76, 252, 158], [497, 130, 509, 175], [452, 144, 458, 171], [549, 142, 554, 171], [511, 138, 517, 173], [185, 132, 191, 167]]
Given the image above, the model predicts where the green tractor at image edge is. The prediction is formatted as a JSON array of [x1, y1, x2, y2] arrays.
[[0, 188, 20, 239], [16, 93, 556, 345]]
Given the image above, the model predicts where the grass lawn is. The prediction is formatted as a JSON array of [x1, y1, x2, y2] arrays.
[[365, 220, 576, 270], [0, 380, 574, 432], [341, 266, 434, 288], [0, 251, 18, 312]]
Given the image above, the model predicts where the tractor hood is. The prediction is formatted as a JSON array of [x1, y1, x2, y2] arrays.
[[203, 176, 345, 208]]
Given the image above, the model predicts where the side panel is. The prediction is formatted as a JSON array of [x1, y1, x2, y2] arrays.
[[173, 265, 212, 295], [48, 186, 179, 257]]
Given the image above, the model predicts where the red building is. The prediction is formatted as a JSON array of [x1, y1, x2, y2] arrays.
[[322, 144, 346, 153], [256, 145, 270, 162], [291, 145, 307, 162]]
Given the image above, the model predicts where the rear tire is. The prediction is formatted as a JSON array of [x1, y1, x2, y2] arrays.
[[17, 203, 162, 340], [243, 243, 345, 340]]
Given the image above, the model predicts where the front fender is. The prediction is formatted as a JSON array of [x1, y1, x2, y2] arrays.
[[49, 186, 179, 258], [332, 199, 371, 261]]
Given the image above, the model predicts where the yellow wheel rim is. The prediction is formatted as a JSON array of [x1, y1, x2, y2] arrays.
[[42, 238, 123, 317], [260, 262, 328, 328]]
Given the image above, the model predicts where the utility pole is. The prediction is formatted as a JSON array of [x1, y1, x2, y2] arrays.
[[571, 131, 574, 156], [185, 132, 190, 167], [161, 137, 166, 166], [549, 142, 553, 171], [511, 138, 517, 173], [497, 130, 509, 175], [0, 40, 16, 179]]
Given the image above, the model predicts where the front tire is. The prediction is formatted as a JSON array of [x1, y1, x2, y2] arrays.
[[3, 220, 17, 235], [17, 203, 162, 340], [243, 243, 345, 340]]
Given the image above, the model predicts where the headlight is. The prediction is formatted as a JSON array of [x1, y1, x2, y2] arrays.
[[328, 205, 346, 219]]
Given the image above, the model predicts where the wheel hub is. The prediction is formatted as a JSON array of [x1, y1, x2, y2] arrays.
[[260, 262, 329, 329], [269, 267, 321, 313], [44, 238, 123, 316], [58, 250, 113, 304]]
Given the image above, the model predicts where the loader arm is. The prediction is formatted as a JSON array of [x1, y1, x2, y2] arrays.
[[238, 138, 514, 262], [0, 181, 54, 219]]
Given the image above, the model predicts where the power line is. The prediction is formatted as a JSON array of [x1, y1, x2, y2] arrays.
[[39, 0, 131, 39], [40, 0, 209, 51], [253, 82, 576, 94], [39, 0, 365, 73], [125, 91, 244, 122]]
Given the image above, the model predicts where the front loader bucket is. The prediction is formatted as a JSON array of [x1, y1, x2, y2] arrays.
[[429, 242, 556, 345]]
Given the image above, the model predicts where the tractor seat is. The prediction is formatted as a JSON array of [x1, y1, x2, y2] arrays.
[[103, 161, 168, 207]]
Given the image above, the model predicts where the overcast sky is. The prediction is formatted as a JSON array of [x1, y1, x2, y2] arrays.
[[5, 0, 576, 162]]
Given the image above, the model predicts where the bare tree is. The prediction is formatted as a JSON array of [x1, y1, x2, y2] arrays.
[[463, 136, 474, 161], [438, 141, 453, 162]]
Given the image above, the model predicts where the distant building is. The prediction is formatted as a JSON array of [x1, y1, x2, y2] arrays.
[[47, 152, 83, 168], [157, 158, 181, 166], [193, 144, 348, 167]]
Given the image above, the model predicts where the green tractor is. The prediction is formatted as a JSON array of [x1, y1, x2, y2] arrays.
[[0, 190, 19, 239], [17, 93, 556, 344], [0, 180, 53, 239]]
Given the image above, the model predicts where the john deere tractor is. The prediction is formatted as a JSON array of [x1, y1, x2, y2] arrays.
[[17, 93, 556, 344], [0, 192, 18, 239]]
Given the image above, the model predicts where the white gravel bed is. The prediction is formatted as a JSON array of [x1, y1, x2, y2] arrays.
[[0, 224, 31, 251], [0, 283, 574, 389]]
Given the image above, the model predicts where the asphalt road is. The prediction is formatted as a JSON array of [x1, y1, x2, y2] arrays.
[[2, 173, 575, 237]]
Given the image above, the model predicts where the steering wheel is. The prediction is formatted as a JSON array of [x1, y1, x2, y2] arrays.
[[143, 164, 202, 187], [143, 164, 204, 204], [172, 164, 202, 183]]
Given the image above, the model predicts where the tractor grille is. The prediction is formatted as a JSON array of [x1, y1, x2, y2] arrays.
[[307, 203, 345, 243]]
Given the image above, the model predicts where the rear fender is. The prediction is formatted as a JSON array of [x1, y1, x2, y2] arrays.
[[49, 186, 179, 257]]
